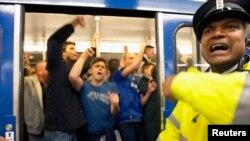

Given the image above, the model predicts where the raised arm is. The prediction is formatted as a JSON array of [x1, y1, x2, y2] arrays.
[[46, 16, 86, 71], [163, 72, 247, 124], [119, 46, 128, 69], [69, 48, 95, 92], [140, 79, 157, 106], [81, 32, 100, 75], [109, 92, 120, 115], [121, 42, 146, 77]]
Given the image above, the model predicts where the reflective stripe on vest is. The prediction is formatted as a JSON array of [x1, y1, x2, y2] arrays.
[[156, 136, 161, 141], [168, 114, 187, 141], [233, 75, 250, 124], [168, 114, 180, 129], [180, 134, 187, 141]]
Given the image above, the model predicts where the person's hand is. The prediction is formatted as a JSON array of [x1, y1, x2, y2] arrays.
[[162, 75, 176, 101], [108, 92, 119, 105], [91, 32, 101, 48], [108, 92, 120, 115], [124, 46, 128, 54], [85, 47, 95, 57], [147, 79, 157, 94], [92, 32, 101, 41], [72, 16, 86, 28], [139, 42, 147, 53], [81, 48, 95, 59], [0, 136, 7, 141]]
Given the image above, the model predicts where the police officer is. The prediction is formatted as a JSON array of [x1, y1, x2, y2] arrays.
[[157, 0, 250, 140]]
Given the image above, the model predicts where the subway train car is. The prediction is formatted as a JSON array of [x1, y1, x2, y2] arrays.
[[0, 0, 209, 140]]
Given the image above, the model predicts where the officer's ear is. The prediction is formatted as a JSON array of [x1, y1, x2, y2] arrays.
[[246, 38, 250, 50]]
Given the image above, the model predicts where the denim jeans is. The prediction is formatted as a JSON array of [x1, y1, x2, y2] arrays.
[[28, 134, 46, 141], [119, 122, 144, 141], [84, 126, 116, 141], [45, 131, 77, 141]]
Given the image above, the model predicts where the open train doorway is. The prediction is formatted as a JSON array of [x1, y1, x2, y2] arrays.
[[23, 11, 160, 141]]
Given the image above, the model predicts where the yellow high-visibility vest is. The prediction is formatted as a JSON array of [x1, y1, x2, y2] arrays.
[[157, 61, 250, 141]]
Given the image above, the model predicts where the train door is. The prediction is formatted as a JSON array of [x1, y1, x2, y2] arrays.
[[156, 13, 208, 128], [0, 4, 24, 141]]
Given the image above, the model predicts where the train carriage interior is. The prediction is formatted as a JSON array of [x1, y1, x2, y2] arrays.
[[23, 8, 161, 141], [24, 13, 156, 66]]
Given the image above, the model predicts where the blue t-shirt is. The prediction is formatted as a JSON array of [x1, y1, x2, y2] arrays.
[[113, 69, 143, 123], [80, 81, 119, 132]]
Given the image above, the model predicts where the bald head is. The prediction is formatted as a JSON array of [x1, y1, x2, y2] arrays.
[[35, 61, 48, 85]]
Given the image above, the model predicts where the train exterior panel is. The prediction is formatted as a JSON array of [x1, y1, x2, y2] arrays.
[[0, 0, 204, 140], [0, 5, 16, 141], [1, 0, 202, 14]]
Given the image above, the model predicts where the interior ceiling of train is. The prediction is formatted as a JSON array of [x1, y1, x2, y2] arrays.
[[24, 13, 156, 53], [24, 12, 198, 65]]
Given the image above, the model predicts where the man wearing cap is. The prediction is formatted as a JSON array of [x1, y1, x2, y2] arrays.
[[157, 0, 250, 140]]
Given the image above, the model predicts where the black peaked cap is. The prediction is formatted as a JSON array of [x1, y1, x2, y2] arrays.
[[193, 0, 250, 41]]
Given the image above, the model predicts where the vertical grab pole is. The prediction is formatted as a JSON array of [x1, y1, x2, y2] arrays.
[[95, 16, 101, 57], [42, 32, 46, 61]]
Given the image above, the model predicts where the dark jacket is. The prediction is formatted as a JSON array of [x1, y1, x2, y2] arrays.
[[142, 56, 149, 64], [45, 24, 86, 132]]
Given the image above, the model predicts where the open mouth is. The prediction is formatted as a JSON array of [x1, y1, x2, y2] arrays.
[[209, 44, 228, 52]]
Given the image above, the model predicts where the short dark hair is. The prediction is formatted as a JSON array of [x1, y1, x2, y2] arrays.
[[144, 45, 154, 53], [141, 62, 155, 74], [62, 41, 75, 52], [145, 45, 154, 49], [90, 57, 107, 67], [108, 58, 120, 74]]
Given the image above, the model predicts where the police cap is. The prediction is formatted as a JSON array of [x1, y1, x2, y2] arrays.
[[193, 0, 250, 41]]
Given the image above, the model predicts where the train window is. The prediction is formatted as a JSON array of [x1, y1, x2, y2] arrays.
[[176, 26, 209, 73]]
